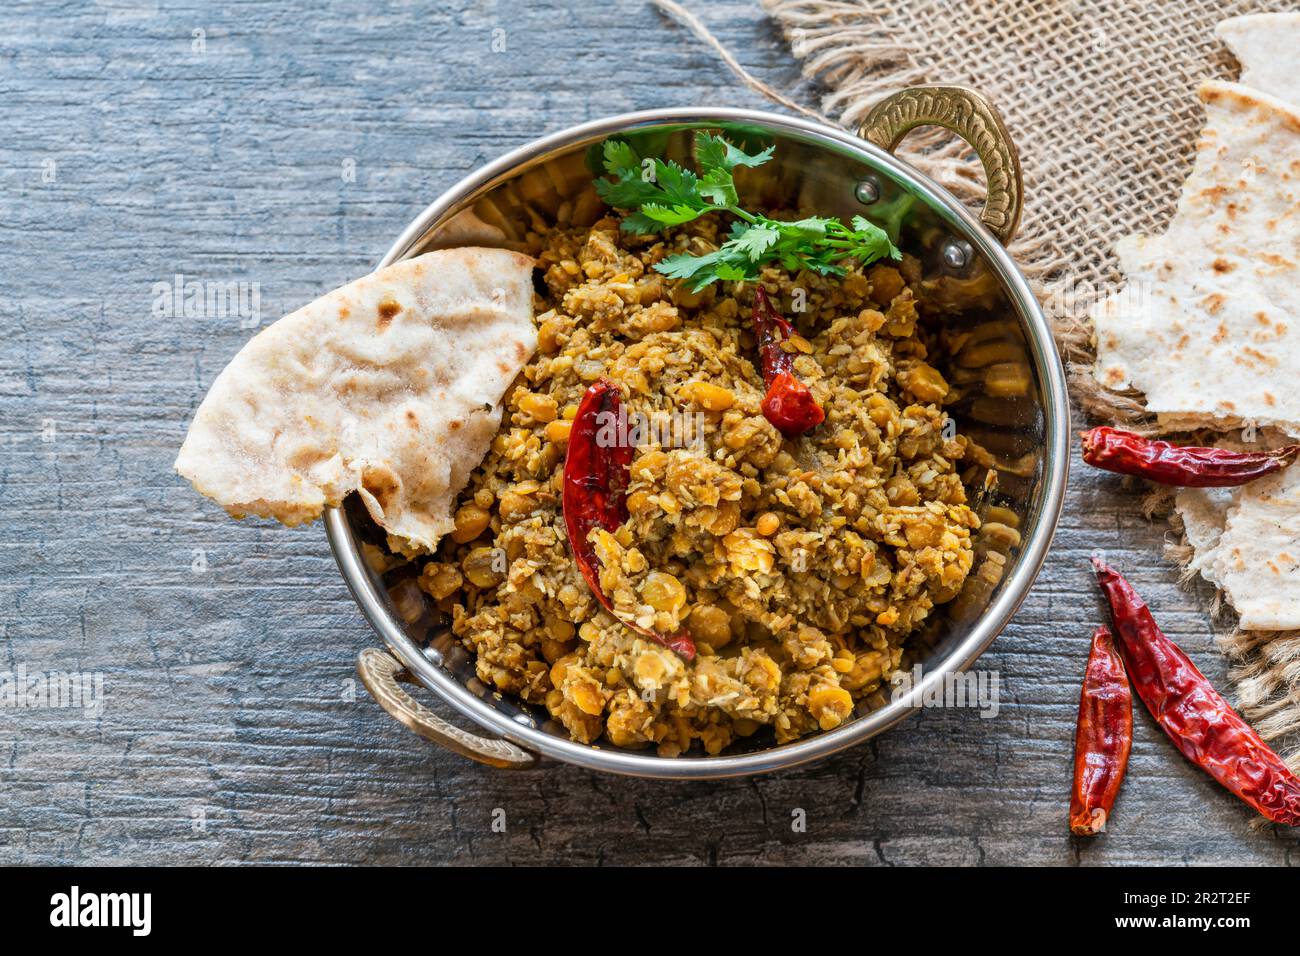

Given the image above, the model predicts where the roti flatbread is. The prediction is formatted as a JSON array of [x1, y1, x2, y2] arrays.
[[1212, 463, 1300, 630], [1174, 484, 1235, 585], [175, 247, 537, 553], [1217, 13, 1300, 107], [1095, 33, 1300, 631], [1177, 461, 1300, 630], [1091, 80, 1300, 438]]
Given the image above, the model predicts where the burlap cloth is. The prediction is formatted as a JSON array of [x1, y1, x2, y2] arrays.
[[655, 0, 1300, 758]]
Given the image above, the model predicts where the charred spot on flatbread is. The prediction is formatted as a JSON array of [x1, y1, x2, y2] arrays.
[[377, 298, 402, 326]]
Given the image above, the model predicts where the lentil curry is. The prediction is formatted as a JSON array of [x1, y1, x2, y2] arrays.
[[410, 213, 984, 757]]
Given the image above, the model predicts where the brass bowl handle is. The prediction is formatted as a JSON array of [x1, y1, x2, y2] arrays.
[[859, 85, 1023, 245], [357, 647, 538, 770]]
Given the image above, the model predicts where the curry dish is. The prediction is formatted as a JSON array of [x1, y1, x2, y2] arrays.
[[406, 213, 982, 756]]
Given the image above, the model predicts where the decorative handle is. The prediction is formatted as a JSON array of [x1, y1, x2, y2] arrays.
[[859, 85, 1023, 245], [357, 647, 538, 769]]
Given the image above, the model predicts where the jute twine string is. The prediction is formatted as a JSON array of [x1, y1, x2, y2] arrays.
[[653, 0, 1300, 758]]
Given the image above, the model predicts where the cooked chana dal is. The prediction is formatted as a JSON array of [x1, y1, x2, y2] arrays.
[[415, 215, 981, 756]]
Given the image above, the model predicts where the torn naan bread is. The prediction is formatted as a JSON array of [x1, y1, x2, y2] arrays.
[[1217, 13, 1300, 107], [1177, 460, 1300, 630], [176, 247, 537, 554], [1091, 80, 1300, 438]]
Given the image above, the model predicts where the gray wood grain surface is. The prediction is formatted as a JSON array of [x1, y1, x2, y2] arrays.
[[1, 0, 1295, 866]]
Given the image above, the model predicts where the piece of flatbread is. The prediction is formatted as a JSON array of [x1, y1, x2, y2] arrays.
[[1212, 464, 1300, 629], [1175, 484, 1236, 585], [1217, 13, 1300, 106], [176, 247, 537, 553], [1177, 462, 1300, 631], [1091, 80, 1300, 437], [1105, 22, 1300, 632]]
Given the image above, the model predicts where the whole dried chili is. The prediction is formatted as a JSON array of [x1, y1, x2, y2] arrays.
[[562, 378, 695, 660], [1069, 624, 1132, 836], [1092, 557, 1300, 825], [752, 286, 825, 438], [1080, 426, 1300, 487]]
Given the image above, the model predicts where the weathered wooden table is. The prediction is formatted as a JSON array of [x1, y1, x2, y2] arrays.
[[1, 0, 1294, 866]]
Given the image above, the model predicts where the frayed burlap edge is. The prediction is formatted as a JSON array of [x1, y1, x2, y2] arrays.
[[653, 0, 1300, 765]]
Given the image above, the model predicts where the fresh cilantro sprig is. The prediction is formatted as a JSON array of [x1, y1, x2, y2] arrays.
[[593, 132, 901, 291]]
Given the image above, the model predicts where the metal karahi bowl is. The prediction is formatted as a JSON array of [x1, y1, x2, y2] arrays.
[[326, 89, 1070, 779]]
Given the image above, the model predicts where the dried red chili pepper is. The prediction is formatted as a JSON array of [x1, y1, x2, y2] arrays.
[[1080, 426, 1300, 487], [753, 286, 824, 438], [562, 378, 695, 660], [1092, 557, 1300, 826], [1069, 624, 1132, 836]]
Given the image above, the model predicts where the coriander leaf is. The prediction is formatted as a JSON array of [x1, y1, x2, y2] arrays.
[[804, 259, 847, 277], [713, 262, 751, 282], [620, 211, 668, 235], [638, 202, 709, 227], [594, 174, 666, 212], [833, 216, 902, 262], [602, 139, 640, 177], [650, 160, 703, 208], [694, 134, 732, 173], [597, 131, 901, 287], [656, 250, 720, 281], [695, 133, 775, 173], [776, 216, 833, 242], [697, 168, 737, 207], [731, 223, 780, 261], [777, 250, 803, 273]]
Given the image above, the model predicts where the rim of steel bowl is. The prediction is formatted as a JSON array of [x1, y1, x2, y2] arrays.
[[325, 107, 1070, 779]]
